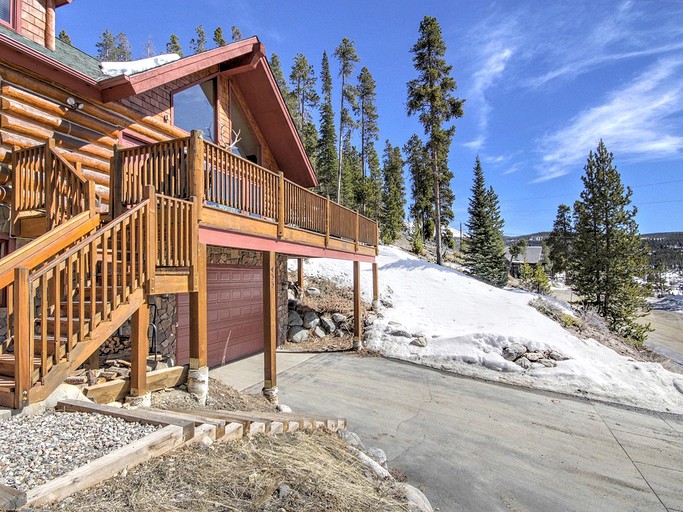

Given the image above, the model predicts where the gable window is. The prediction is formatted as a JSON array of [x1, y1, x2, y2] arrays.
[[173, 79, 216, 143], [230, 94, 260, 165]]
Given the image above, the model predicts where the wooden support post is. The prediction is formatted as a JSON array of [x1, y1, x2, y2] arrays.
[[45, 139, 55, 229], [11, 145, 20, 236], [372, 262, 379, 302], [143, 186, 156, 293], [13, 267, 31, 409], [189, 243, 207, 370], [130, 301, 149, 397], [85, 179, 96, 217], [353, 260, 362, 350], [376, 223, 380, 256], [88, 352, 100, 371], [297, 258, 304, 291], [325, 195, 331, 247], [110, 145, 122, 219], [277, 172, 285, 238], [263, 251, 277, 396], [355, 210, 360, 252], [188, 130, 205, 202], [190, 196, 200, 290]]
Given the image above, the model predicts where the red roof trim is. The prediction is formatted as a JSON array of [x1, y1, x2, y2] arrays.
[[56, 0, 72, 6]]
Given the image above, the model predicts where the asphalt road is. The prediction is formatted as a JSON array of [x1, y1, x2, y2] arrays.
[[249, 353, 683, 512]]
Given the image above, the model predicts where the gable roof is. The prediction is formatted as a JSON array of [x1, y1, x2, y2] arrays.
[[0, 31, 317, 187], [505, 246, 543, 265]]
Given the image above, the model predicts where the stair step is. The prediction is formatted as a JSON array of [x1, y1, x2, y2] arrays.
[[0, 376, 13, 393], [39, 316, 92, 332], [33, 336, 67, 359], [0, 353, 47, 378]]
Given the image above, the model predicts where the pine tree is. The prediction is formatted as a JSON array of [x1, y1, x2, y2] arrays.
[[509, 238, 527, 274], [166, 34, 183, 57], [365, 146, 383, 221], [95, 29, 117, 61], [533, 265, 551, 295], [190, 25, 207, 54], [316, 51, 338, 199], [213, 27, 227, 47], [57, 30, 72, 45], [570, 140, 652, 344], [289, 54, 319, 132], [143, 36, 155, 58], [547, 204, 573, 278], [113, 33, 132, 61], [333, 37, 360, 204], [407, 16, 464, 266], [464, 157, 507, 287], [356, 66, 379, 214], [519, 262, 535, 289], [269, 53, 297, 118], [404, 135, 433, 242], [380, 141, 406, 244], [231, 26, 242, 42], [341, 140, 363, 208]]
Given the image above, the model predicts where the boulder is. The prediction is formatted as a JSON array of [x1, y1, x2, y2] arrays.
[[526, 352, 543, 362], [320, 316, 336, 333], [303, 311, 320, 329], [410, 336, 428, 348], [276, 404, 292, 413], [287, 310, 303, 327], [288, 326, 309, 343], [305, 287, 321, 297], [332, 313, 348, 324], [388, 327, 412, 338], [366, 447, 388, 469], [549, 350, 569, 361], [502, 343, 527, 361], [337, 428, 365, 449], [515, 357, 532, 369], [313, 326, 327, 338], [399, 483, 434, 512], [539, 359, 557, 368]]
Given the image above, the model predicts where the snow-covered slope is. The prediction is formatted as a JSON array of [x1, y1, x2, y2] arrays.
[[299, 245, 683, 413]]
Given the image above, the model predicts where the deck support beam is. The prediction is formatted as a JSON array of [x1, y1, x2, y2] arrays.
[[188, 243, 207, 370], [129, 300, 149, 399], [262, 250, 278, 403], [297, 257, 304, 291], [372, 262, 379, 307], [353, 260, 362, 350]]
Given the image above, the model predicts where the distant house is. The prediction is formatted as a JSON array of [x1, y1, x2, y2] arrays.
[[505, 246, 543, 278]]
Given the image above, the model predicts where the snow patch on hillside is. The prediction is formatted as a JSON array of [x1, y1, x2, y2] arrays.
[[298, 245, 683, 413]]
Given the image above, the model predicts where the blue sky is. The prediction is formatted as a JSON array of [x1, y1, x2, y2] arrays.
[[59, 0, 683, 235]]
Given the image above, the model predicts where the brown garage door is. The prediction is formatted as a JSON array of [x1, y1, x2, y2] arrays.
[[176, 265, 263, 367]]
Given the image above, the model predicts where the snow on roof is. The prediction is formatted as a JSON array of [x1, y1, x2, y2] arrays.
[[100, 53, 181, 77]]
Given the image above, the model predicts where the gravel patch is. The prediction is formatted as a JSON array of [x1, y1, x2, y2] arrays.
[[0, 411, 160, 491]]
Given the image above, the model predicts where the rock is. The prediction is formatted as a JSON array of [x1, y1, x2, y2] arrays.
[[278, 484, 291, 499], [332, 313, 347, 324], [288, 310, 303, 327], [539, 359, 557, 368], [337, 429, 365, 449], [381, 298, 393, 308], [549, 351, 569, 361], [276, 404, 292, 413], [365, 314, 377, 326], [399, 483, 434, 512], [502, 343, 527, 361], [515, 357, 532, 369], [347, 446, 392, 479], [313, 326, 327, 338], [410, 336, 428, 348], [366, 447, 388, 468], [305, 287, 321, 297], [389, 327, 412, 338], [287, 289, 296, 301], [43, 383, 91, 410], [388, 321, 401, 327], [288, 326, 309, 343], [674, 379, 683, 394], [303, 311, 320, 329], [288, 299, 301, 310], [199, 435, 214, 450], [64, 375, 88, 385], [526, 352, 543, 362], [320, 316, 336, 333]]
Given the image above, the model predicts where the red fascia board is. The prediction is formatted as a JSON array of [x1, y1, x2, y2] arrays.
[[98, 37, 263, 102], [56, 0, 72, 6], [0, 34, 102, 100], [199, 227, 375, 263]]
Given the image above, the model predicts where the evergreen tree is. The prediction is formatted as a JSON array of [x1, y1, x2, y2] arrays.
[[213, 27, 227, 47], [316, 51, 338, 199], [464, 157, 507, 287], [533, 265, 551, 295], [407, 16, 464, 266], [113, 32, 132, 61], [333, 37, 360, 204], [547, 204, 573, 277], [166, 34, 183, 57], [190, 25, 207, 54], [143, 36, 155, 57], [380, 141, 406, 244], [95, 29, 116, 61], [404, 135, 433, 242], [269, 53, 297, 118], [289, 53, 319, 131], [356, 66, 379, 214], [231, 26, 242, 42], [509, 238, 528, 274], [57, 30, 72, 45], [365, 146, 383, 221], [519, 262, 535, 289], [570, 140, 651, 344], [341, 139, 363, 208]]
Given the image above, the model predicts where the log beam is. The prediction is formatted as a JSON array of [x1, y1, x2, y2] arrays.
[[130, 301, 149, 397], [353, 260, 362, 350], [263, 250, 277, 401], [372, 262, 379, 302], [189, 243, 207, 369]]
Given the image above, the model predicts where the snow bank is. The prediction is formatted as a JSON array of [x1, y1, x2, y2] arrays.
[[100, 53, 181, 77], [297, 246, 683, 414]]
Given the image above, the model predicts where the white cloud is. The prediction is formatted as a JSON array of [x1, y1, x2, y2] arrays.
[[536, 58, 683, 182]]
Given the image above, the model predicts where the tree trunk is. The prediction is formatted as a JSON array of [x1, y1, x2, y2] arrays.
[[433, 147, 442, 266], [336, 76, 345, 204]]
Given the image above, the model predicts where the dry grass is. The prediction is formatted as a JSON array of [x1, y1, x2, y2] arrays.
[[39, 431, 410, 512]]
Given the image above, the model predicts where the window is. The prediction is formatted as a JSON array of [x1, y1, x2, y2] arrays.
[[230, 94, 260, 165], [0, 0, 12, 26], [173, 79, 216, 143]]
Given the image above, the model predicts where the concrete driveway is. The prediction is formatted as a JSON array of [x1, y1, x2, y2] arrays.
[[239, 353, 683, 512]]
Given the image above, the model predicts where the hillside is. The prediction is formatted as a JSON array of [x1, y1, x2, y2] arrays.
[[300, 245, 683, 414]]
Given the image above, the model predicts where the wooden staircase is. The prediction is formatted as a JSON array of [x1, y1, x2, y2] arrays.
[[0, 141, 197, 409]]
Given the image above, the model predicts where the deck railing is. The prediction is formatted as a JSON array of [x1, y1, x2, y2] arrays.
[[156, 194, 196, 267], [11, 144, 45, 212], [112, 132, 379, 252]]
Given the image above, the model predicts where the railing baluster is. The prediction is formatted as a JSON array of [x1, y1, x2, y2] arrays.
[[40, 273, 48, 380]]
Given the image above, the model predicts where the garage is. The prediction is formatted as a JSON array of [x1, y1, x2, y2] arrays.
[[176, 265, 263, 367]]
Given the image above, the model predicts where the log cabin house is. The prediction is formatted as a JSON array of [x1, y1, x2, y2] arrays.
[[0, 0, 379, 409]]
